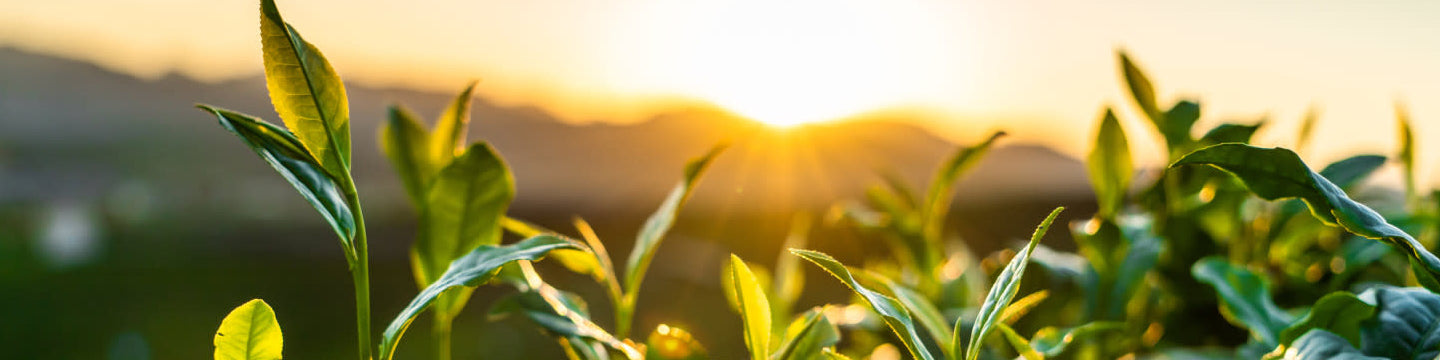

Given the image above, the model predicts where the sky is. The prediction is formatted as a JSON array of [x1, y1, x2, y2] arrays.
[[5, 0, 1440, 180]]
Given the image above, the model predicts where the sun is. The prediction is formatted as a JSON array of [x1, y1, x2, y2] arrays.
[[599, 0, 959, 128]]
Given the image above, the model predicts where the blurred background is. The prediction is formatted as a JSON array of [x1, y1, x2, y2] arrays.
[[2, 0, 1439, 359]]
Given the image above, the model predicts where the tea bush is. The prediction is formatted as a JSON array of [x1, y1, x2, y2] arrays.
[[199, 1, 1440, 359]]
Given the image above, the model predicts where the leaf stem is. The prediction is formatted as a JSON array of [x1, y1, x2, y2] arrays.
[[345, 181, 373, 360], [433, 311, 453, 360]]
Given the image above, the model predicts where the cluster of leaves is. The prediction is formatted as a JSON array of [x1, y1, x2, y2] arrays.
[[198, 1, 1440, 359]]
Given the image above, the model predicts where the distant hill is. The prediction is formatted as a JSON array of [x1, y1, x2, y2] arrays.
[[0, 46, 1094, 257]]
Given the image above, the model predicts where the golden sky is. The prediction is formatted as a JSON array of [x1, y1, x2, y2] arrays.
[[5, 0, 1440, 179]]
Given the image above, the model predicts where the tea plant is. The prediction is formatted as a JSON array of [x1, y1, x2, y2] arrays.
[[196, 1, 1440, 359]]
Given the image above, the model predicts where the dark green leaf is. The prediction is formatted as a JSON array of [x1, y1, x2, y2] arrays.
[[380, 104, 433, 208], [1191, 257, 1294, 347], [964, 207, 1064, 360], [259, 0, 350, 177], [1087, 109, 1132, 218], [1279, 292, 1374, 347], [1356, 286, 1440, 359], [1280, 330, 1385, 360], [791, 249, 935, 360], [1199, 122, 1263, 146], [1172, 144, 1440, 292], [1164, 100, 1202, 150], [213, 299, 283, 360], [197, 105, 355, 258], [1318, 155, 1387, 191], [771, 308, 840, 360], [379, 235, 581, 360], [512, 281, 643, 360]]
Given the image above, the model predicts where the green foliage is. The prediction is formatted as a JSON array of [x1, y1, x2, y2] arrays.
[[791, 249, 935, 360], [412, 143, 514, 320], [617, 144, 726, 336], [1191, 257, 1294, 348], [197, 105, 356, 252], [1278, 292, 1373, 347], [379, 235, 581, 360], [1172, 144, 1440, 292], [1088, 109, 1132, 219], [965, 207, 1063, 360], [213, 299, 283, 360], [770, 308, 841, 360]]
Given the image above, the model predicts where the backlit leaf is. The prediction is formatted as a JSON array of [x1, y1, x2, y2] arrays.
[[379, 235, 581, 360], [260, 0, 350, 178], [730, 254, 772, 360], [771, 308, 840, 360], [213, 299, 283, 360], [1087, 109, 1131, 219], [412, 143, 515, 322], [964, 207, 1064, 360], [380, 104, 433, 208], [791, 249, 935, 360], [429, 81, 478, 167]]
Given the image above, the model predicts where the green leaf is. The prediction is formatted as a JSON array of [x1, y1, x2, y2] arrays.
[[1164, 100, 1202, 147], [647, 324, 709, 360], [1191, 257, 1294, 347], [791, 249, 935, 360], [883, 279, 952, 357], [773, 213, 812, 320], [1119, 51, 1161, 127], [731, 254, 773, 360], [213, 299, 283, 360], [963, 207, 1063, 360], [412, 143, 515, 322], [379, 235, 581, 360], [993, 323, 1042, 360], [1279, 292, 1374, 347], [771, 308, 841, 360], [820, 348, 852, 360], [1280, 330, 1385, 360], [1199, 122, 1263, 146], [1172, 144, 1440, 293], [429, 81, 478, 167], [1356, 286, 1440, 359], [618, 144, 725, 336], [198, 105, 355, 257], [999, 290, 1049, 325], [380, 104, 433, 208], [923, 132, 1005, 257], [502, 279, 643, 360], [1029, 322, 1124, 357], [1318, 155, 1387, 191], [1295, 106, 1318, 155], [1396, 101, 1417, 204], [259, 0, 350, 178], [1087, 109, 1132, 218]]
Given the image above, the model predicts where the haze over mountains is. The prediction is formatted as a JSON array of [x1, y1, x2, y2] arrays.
[[0, 46, 1093, 254]]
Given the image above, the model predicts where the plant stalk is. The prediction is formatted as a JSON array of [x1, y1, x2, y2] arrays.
[[345, 181, 373, 360], [433, 311, 453, 360]]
